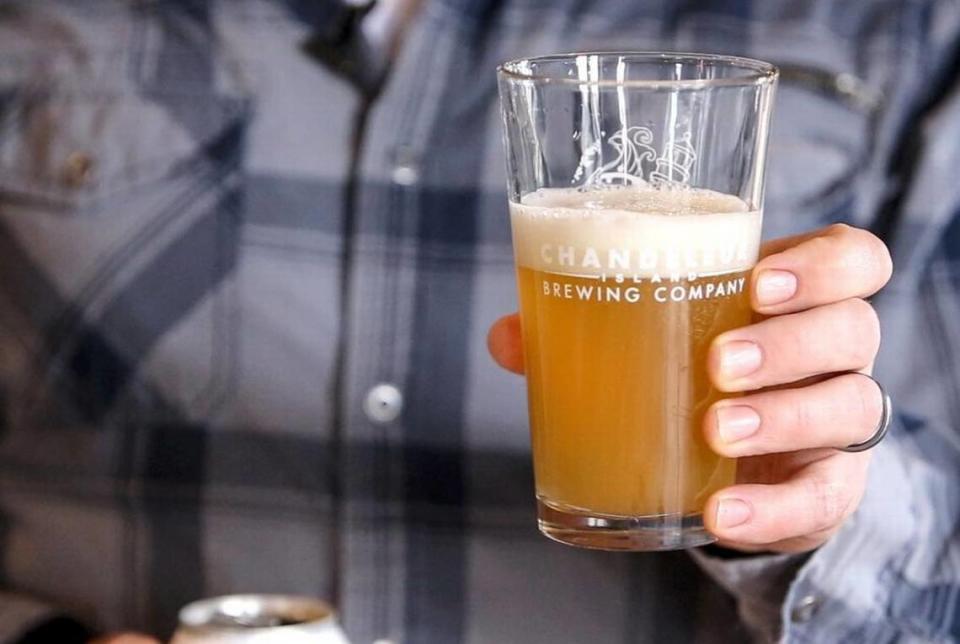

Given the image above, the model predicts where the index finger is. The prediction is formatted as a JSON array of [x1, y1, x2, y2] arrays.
[[752, 224, 892, 315]]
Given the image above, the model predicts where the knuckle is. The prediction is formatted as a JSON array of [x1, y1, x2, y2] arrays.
[[869, 236, 894, 286], [838, 232, 872, 269], [848, 228, 893, 283], [840, 299, 881, 363], [860, 300, 882, 352], [806, 475, 852, 532], [819, 224, 892, 289], [786, 392, 816, 434], [839, 228, 892, 284], [802, 234, 836, 262], [848, 374, 883, 439], [825, 222, 854, 238]]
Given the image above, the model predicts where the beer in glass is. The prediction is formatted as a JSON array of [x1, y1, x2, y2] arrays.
[[497, 53, 777, 550]]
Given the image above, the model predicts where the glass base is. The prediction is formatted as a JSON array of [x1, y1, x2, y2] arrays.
[[537, 498, 716, 551]]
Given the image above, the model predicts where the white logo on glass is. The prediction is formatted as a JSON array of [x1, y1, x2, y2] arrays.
[[577, 126, 698, 188]]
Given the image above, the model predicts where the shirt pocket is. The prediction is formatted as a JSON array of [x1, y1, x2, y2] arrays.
[[0, 86, 248, 211], [0, 73, 253, 451]]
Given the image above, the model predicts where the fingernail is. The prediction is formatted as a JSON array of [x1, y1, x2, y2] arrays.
[[716, 405, 761, 443], [756, 270, 798, 306], [716, 498, 752, 529], [719, 341, 763, 380]]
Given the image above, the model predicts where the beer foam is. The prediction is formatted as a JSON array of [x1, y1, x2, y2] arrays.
[[510, 186, 762, 278]]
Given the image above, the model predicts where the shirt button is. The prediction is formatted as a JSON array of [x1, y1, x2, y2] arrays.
[[391, 162, 419, 186], [63, 151, 96, 187], [790, 594, 821, 623], [390, 147, 420, 186], [363, 383, 403, 424]]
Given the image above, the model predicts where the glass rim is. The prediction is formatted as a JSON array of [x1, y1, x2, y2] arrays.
[[497, 51, 779, 89]]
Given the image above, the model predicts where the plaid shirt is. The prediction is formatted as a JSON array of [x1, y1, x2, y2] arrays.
[[1, 0, 959, 642]]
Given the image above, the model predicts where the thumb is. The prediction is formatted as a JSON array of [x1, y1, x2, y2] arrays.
[[487, 314, 525, 375]]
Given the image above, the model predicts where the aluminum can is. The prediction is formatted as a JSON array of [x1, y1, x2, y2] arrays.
[[170, 594, 350, 644]]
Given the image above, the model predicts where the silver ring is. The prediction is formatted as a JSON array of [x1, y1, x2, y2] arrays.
[[839, 373, 892, 453]]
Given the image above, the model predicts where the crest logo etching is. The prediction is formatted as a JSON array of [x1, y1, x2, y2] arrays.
[[576, 126, 698, 188]]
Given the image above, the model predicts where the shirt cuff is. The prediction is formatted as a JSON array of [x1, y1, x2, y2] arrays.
[[689, 546, 810, 642]]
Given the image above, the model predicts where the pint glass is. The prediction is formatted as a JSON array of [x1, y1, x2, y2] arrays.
[[497, 53, 777, 550]]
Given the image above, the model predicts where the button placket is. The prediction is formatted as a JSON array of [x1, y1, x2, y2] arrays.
[[389, 146, 420, 186]]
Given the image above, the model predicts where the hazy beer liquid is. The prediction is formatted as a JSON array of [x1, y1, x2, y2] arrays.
[[511, 186, 761, 545]]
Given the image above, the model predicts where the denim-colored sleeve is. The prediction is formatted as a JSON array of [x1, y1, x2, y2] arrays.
[[689, 436, 914, 642], [689, 548, 809, 643]]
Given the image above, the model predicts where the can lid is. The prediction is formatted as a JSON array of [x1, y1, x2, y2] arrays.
[[179, 595, 336, 630]]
